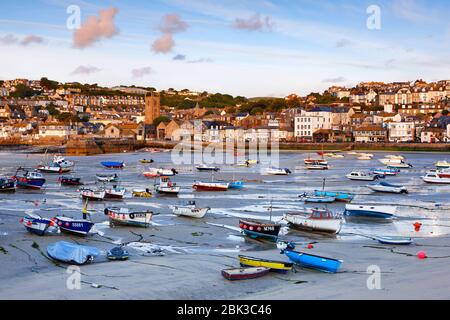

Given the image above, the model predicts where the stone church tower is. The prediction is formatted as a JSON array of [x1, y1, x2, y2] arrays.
[[144, 91, 161, 125]]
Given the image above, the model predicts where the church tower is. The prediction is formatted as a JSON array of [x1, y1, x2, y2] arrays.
[[144, 91, 161, 125]]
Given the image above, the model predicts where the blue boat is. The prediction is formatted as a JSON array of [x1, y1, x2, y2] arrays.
[[229, 181, 245, 189], [280, 242, 343, 273], [53, 216, 94, 236], [21, 213, 53, 236], [344, 204, 396, 219], [101, 161, 125, 169], [370, 168, 399, 176], [301, 194, 336, 203], [314, 190, 354, 202], [47, 241, 100, 265], [12, 168, 46, 190]]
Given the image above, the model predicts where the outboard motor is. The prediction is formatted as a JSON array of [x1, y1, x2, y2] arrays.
[[171, 168, 179, 175], [104, 208, 109, 216]]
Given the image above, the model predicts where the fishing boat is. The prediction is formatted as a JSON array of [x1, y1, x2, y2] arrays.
[[155, 176, 180, 195], [422, 173, 450, 184], [107, 247, 130, 261], [0, 177, 16, 192], [104, 186, 126, 200], [229, 181, 245, 189], [387, 163, 413, 169], [367, 181, 408, 194], [96, 173, 119, 182], [143, 168, 178, 178], [304, 153, 328, 165], [21, 213, 54, 236], [238, 255, 293, 273], [279, 242, 343, 273], [221, 267, 270, 281], [193, 181, 229, 191], [104, 207, 154, 228], [80, 189, 106, 201], [283, 208, 343, 234], [305, 162, 329, 170], [12, 168, 46, 190], [139, 159, 154, 164], [266, 167, 292, 175], [428, 168, 450, 179], [313, 190, 354, 202], [346, 171, 380, 181], [53, 216, 95, 236], [47, 241, 100, 265], [53, 156, 74, 169], [196, 164, 220, 172], [370, 168, 399, 176], [240, 220, 281, 242], [132, 189, 152, 198], [435, 161, 450, 169], [344, 204, 396, 219], [170, 201, 211, 219], [59, 176, 83, 186], [38, 164, 65, 174], [375, 236, 413, 245], [299, 193, 336, 203], [101, 161, 125, 169]]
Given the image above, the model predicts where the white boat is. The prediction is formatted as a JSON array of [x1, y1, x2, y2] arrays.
[[80, 189, 106, 201], [330, 154, 344, 159], [193, 181, 229, 191], [53, 156, 75, 169], [346, 171, 379, 181], [170, 201, 211, 218], [344, 204, 397, 219], [196, 165, 220, 172], [435, 161, 450, 169], [144, 168, 178, 178], [357, 155, 373, 160], [380, 158, 412, 168], [104, 207, 154, 227], [305, 164, 329, 170], [422, 173, 450, 184], [379, 158, 402, 165], [367, 181, 408, 194], [283, 209, 343, 234], [385, 155, 405, 160], [96, 174, 119, 182], [104, 186, 126, 200], [38, 164, 64, 174], [266, 167, 292, 175], [155, 176, 180, 195]]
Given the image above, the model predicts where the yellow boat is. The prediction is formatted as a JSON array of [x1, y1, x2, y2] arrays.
[[139, 159, 154, 164], [132, 189, 152, 198], [238, 255, 293, 273]]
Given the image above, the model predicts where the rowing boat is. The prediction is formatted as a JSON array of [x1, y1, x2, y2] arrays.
[[221, 267, 270, 281], [238, 255, 293, 273]]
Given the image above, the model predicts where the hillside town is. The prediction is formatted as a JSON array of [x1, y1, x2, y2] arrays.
[[0, 78, 450, 146]]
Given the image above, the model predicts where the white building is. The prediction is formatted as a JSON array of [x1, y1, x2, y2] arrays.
[[294, 107, 333, 140], [38, 123, 77, 138], [388, 121, 415, 143]]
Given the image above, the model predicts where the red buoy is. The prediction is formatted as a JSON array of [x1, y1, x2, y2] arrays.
[[307, 244, 314, 249], [417, 251, 427, 260], [414, 222, 422, 232]]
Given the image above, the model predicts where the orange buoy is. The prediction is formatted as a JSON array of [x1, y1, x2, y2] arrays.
[[414, 222, 422, 232], [417, 251, 427, 260]]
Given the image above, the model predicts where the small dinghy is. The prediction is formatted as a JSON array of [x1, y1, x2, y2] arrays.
[[101, 161, 125, 169], [221, 267, 270, 281], [375, 236, 413, 245], [344, 204, 396, 220], [107, 247, 130, 261], [96, 173, 119, 183], [279, 242, 343, 273], [104, 207, 154, 228], [283, 208, 343, 234], [229, 181, 245, 189], [314, 190, 354, 202], [266, 167, 291, 175], [193, 181, 229, 191], [59, 176, 83, 186], [299, 193, 336, 203], [104, 186, 126, 200], [0, 177, 16, 192], [370, 168, 399, 176], [346, 171, 380, 181], [238, 255, 293, 273], [21, 213, 54, 236], [367, 181, 408, 194], [196, 165, 220, 172], [132, 189, 152, 198], [80, 189, 106, 201], [53, 216, 95, 236], [143, 168, 178, 178], [155, 176, 180, 195], [240, 220, 281, 242], [139, 159, 154, 164], [47, 241, 100, 265], [170, 201, 210, 219]]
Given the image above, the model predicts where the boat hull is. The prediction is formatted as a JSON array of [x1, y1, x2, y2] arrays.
[[101, 162, 125, 169], [193, 182, 229, 191], [106, 209, 153, 228], [238, 255, 293, 273], [367, 184, 407, 194], [344, 204, 396, 219], [240, 220, 280, 242], [0, 179, 16, 192], [283, 250, 342, 273], [221, 267, 270, 281], [170, 206, 210, 219], [283, 214, 342, 234], [303, 196, 336, 203], [81, 190, 106, 201], [54, 217, 94, 236], [14, 178, 46, 189], [22, 215, 52, 236], [314, 191, 353, 202]]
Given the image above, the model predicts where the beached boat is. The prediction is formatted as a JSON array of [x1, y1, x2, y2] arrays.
[[132, 189, 152, 198], [101, 161, 125, 169], [0, 178, 16, 192], [428, 168, 450, 179], [12, 168, 46, 190], [96, 173, 119, 183], [196, 165, 220, 172], [139, 159, 154, 164], [59, 176, 83, 186], [299, 194, 336, 203], [80, 189, 106, 201], [236, 159, 259, 167], [107, 247, 130, 261], [240, 219, 281, 242], [53, 156, 74, 170], [283, 208, 343, 234], [53, 216, 95, 236], [367, 181, 408, 194], [375, 236, 413, 245], [370, 168, 399, 176], [435, 161, 450, 169], [38, 164, 65, 174], [357, 155, 373, 160], [305, 163, 329, 170], [21, 213, 54, 236], [221, 267, 270, 281], [422, 173, 450, 184], [279, 242, 342, 273], [229, 181, 245, 189], [238, 255, 293, 273], [346, 171, 380, 181], [155, 176, 180, 195], [344, 204, 396, 219], [385, 155, 405, 160], [47, 241, 100, 265], [104, 186, 126, 200], [313, 190, 354, 202], [104, 207, 154, 228], [170, 201, 210, 218], [266, 167, 292, 175], [380, 158, 412, 168], [193, 181, 229, 191], [143, 168, 178, 178]]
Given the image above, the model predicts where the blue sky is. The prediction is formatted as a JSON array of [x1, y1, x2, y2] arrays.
[[0, 0, 449, 97]]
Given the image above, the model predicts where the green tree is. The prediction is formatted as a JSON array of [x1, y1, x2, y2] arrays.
[[442, 110, 449, 116], [10, 84, 36, 98], [40, 77, 59, 90]]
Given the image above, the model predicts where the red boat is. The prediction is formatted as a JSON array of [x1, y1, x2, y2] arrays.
[[221, 267, 270, 281], [240, 219, 281, 242], [192, 182, 229, 191]]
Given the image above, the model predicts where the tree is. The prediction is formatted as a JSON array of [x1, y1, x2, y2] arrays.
[[153, 116, 171, 127], [10, 84, 36, 98], [46, 104, 60, 116], [40, 77, 58, 90], [442, 110, 449, 116]]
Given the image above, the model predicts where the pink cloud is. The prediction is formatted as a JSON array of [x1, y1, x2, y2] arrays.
[[152, 14, 188, 54], [73, 7, 119, 48], [21, 35, 44, 46], [152, 33, 175, 54], [234, 14, 273, 32]]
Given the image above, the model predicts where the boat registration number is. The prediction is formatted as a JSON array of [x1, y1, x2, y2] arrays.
[[263, 227, 275, 231], [71, 223, 85, 228]]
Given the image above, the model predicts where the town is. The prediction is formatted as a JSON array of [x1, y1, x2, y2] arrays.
[[0, 78, 449, 151]]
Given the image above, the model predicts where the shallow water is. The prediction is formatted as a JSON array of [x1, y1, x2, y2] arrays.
[[1, 150, 450, 255]]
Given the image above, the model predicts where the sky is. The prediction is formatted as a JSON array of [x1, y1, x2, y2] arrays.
[[0, 0, 449, 97]]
